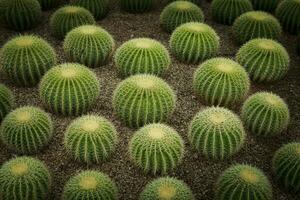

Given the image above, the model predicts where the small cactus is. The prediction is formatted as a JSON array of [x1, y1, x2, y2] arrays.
[[170, 22, 219, 64], [38, 0, 60, 10], [120, 0, 154, 13], [70, 0, 109, 20], [249, 0, 279, 12], [114, 38, 170, 77], [0, 84, 14, 122], [276, 0, 300, 34]]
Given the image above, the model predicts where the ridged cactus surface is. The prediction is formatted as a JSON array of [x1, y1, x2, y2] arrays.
[[0, 84, 14, 122], [250, 0, 279, 12], [276, 0, 300, 34], [70, 0, 109, 19]]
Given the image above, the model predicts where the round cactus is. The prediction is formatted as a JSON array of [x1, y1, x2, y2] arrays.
[[114, 38, 170, 77], [273, 143, 300, 192], [0, 84, 14, 122], [211, 0, 253, 25], [170, 22, 220, 64], [64, 25, 115, 68], [70, 0, 109, 20], [63, 170, 118, 200], [120, 0, 154, 13], [236, 38, 290, 82], [188, 107, 246, 160], [170, 0, 201, 5], [160, 1, 204, 33], [241, 92, 290, 137], [39, 63, 100, 116], [37, 0, 60, 10], [276, 0, 300, 34], [0, 156, 51, 200], [0, 35, 57, 87], [233, 11, 282, 44], [140, 177, 195, 200], [249, 0, 279, 12], [129, 123, 184, 174], [216, 164, 273, 200], [50, 5, 95, 39], [112, 74, 176, 128], [193, 57, 250, 106], [64, 115, 118, 164]]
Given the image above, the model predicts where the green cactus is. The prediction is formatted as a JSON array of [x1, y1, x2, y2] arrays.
[[170, 22, 219, 64], [64, 25, 115, 68], [120, 0, 154, 13], [0, 156, 51, 200], [39, 63, 100, 116], [211, 0, 253, 25], [70, 0, 109, 20], [112, 74, 176, 128], [236, 38, 290, 82], [249, 0, 279, 12], [273, 143, 300, 192], [50, 5, 95, 39], [233, 11, 282, 44], [129, 123, 184, 174], [37, 0, 60, 10], [276, 0, 300, 34], [140, 177, 195, 200], [193, 57, 250, 106], [241, 92, 290, 137], [160, 1, 204, 33], [216, 164, 273, 200], [0, 35, 57, 87], [169, 0, 201, 5], [63, 170, 118, 200], [114, 38, 170, 77], [0, 84, 14, 122]]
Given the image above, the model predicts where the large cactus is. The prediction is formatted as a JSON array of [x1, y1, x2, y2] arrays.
[[70, 0, 109, 20], [276, 0, 300, 34]]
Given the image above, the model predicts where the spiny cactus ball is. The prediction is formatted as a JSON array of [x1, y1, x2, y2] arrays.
[[115, 38, 170, 77], [193, 58, 250, 106], [129, 124, 184, 174], [276, 0, 300, 34], [236, 39, 290, 82], [64, 115, 118, 164], [140, 177, 195, 200], [170, 22, 219, 64], [241, 92, 290, 137], [50, 5, 95, 39], [170, 0, 201, 5], [63, 170, 118, 200], [273, 143, 300, 192], [160, 1, 204, 33], [0, 35, 57, 87], [216, 164, 273, 200], [233, 11, 282, 44], [120, 0, 154, 13], [113, 74, 176, 128], [70, 0, 109, 20], [250, 0, 279, 12], [38, 0, 60, 10], [39, 63, 100, 116], [0, 156, 51, 200], [188, 107, 245, 160], [0, 84, 14, 122], [64, 25, 115, 68]]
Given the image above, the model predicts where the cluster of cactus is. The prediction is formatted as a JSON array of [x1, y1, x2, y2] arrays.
[[38, 0, 60, 10], [120, 0, 154, 13], [140, 177, 195, 200], [233, 11, 282, 44], [63, 170, 118, 200], [193, 57, 250, 106], [113, 74, 176, 128], [70, 0, 109, 20], [0, 35, 57, 87], [241, 92, 290, 137], [276, 0, 300, 34], [0, 156, 51, 200], [0, 84, 14, 122], [188, 107, 246, 160], [129, 123, 184, 174], [64, 25, 115, 68], [170, 22, 219, 64], [64, 115, 118, 164], [39, 63, 100, 116], [236, 38, 290, 82], [114, 38, 170, 77], [160, 1, 204, 33], [250, 0, 279, 12]]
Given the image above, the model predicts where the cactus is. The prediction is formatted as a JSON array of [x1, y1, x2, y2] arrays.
[[249, 0, 279, 12], [64, 25, 115, 68], [70, 0, 109, 20], [0, 35, 57, 87], [273, 143, 300, 192], [211, 0, 253, 25], [37, 0, 60, 10], [169, 0, 201, 5], [276, 0, 300, 34], [120, 0, 154, 13], [216, 164, 273, 200], [63, 170, 118, 200], [114, 38, 170, 77], [193, 57, 250, 106], [140, 177, 195, 200], [129, 123, 184, 174], [50, 5, 95, 39], [0, 84, 14, 122], [112, 74, 176, 128], [233, 11, 282, 44], [39, 63, 100, 116], [236, 38, 290, 82], [0, 156, 51, 200], [170, 22, 219, 64], [160, 1, 204, 33], [64, 115, 118, 164], [241, 92, 290, 137]]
